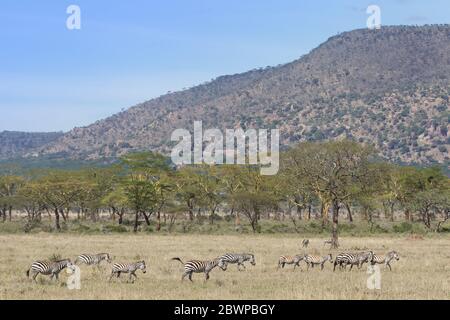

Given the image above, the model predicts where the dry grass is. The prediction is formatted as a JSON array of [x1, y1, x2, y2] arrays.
[[0, 234, 449, 300]]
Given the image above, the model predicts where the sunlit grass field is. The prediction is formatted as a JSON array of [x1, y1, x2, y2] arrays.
[[0, 234, 449, 299]]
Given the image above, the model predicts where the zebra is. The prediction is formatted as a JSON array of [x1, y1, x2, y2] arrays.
[[109, 261, 147, 283], [171, 257, 227, 281], [304, 254, 333, 270], [333, 251, 374, 271], [218, 253, 255, 271], [277, 254, 305, 270], [357, 251, 375, 269], [323, 239, 333, 247], [371, 251, 400, 271], [75, 253, 112, 267], [26, 258, 74, 282], [302, 239, 310, 248]]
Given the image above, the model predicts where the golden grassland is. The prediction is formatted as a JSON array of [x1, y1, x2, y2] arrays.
[[0, 233, 449, 300]]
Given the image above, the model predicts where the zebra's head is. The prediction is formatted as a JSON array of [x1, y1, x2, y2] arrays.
[[103, 253, 112, 263], [248, 254, 256, 266], [367, 251, 374, 263], [138, 261, 147, 273], [61, 259, 75, 270], [390, 251, 400, 261], [327, 254, 333, 263], [218, 258, 228, 271]]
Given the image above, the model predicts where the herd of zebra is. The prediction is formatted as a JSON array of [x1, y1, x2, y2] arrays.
[[25, 240, 400, 284]]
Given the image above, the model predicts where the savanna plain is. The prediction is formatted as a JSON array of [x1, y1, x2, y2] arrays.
[[0, 233, 449, 300]]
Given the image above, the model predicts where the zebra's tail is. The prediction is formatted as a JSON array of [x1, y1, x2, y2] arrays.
[[171, 257, 184, 265]]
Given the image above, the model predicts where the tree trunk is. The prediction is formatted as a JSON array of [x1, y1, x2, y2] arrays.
[[307, 204, 312, 220], [345, 203, 353, 222], [133, 211, 139, 232], [156, 211, 161, 231], [54, 208, 61, 231], [8, 206, 12, 221], [142, 212, 151, 226], [331, 199, 340, 249]]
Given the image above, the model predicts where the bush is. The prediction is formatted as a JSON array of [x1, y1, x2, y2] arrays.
[[101, 224, 128, 233], [393, 222, 413, 233]]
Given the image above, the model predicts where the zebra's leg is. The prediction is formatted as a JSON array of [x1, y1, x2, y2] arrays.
[[31, 271, 39, 282], [108, 270, 115, 281], [321, 263, 324, 271], [205, 272, 210, 281], [387, 262, 392, 271], [306, 262, 310, 271], [128, 272, 135, 283], [188, 272, 193, 282]]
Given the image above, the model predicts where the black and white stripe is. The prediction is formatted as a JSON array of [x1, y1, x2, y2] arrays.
[[304, 254, 333, 270], [302, 239, 310, 248], [218, 253, 255, 271], [109, 261, 147, 283], [277, 255, 305, 270], [333, 251, 374, 271], [372, 251, 399, 271], [172, 257, 227, 281], [75, 253, 112, 266], [26, 259, 74, 282]]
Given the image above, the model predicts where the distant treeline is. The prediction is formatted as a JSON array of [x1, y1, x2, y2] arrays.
[[0, 140, 448, 246]]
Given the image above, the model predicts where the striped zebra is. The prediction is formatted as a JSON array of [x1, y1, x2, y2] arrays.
[[109, 261, 147, 283], [357, 251, 375, 269], [277, 254, 305, 270], [323, 239, 333, 247], [302, 239, 310, 248], [171, 257, 227, 281], [26, 258, 74, 282], [372, 251, 400, 271], [75, 253, 112, 266], [304, 254, 333, 271], [333, 251, 374, 271], [218, 253, 255, 271]]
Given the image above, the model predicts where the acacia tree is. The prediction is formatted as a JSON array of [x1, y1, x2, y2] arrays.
[[282, 140, 374, 248], [0, 175, 24, 221], [22, 171, 85, 230], [232, 166, 278, 233], [121, 152, 171, 232], [174, 166, 204, 221]]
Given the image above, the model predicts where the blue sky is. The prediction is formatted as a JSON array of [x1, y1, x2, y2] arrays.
[[0, 0, 449, 132]]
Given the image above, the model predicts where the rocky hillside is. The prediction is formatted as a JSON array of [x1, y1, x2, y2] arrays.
[[18, 26, 450, 164], [0, 131, 63, 159]]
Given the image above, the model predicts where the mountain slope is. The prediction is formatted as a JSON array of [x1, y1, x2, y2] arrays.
[[0, 131, 63, 159], [26, 26, 450, 164]]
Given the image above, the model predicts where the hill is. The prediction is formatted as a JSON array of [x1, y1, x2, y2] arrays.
[[0, 131, 63, 159], [7, 25, 450, 165]]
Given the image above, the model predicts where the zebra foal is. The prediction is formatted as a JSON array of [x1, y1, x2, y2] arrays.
[[172, 257, 227, 281], [26, 258, 74, 282], [218, 253, 255, 271], [277, 255, 305, 270], [109, 261, 147, 283], [304, 254, 333, 270], [372, 251, 399, 271], [75, 253, 112, 266]]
